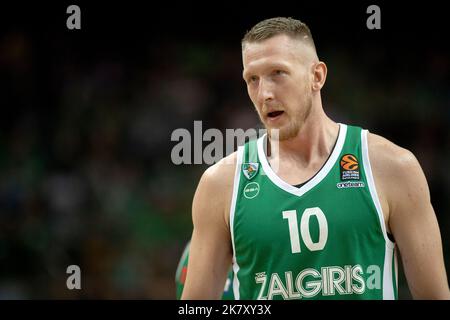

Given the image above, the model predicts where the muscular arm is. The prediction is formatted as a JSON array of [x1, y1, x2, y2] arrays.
[[369, 133, 450, 299], [181, 154, 236, 299]]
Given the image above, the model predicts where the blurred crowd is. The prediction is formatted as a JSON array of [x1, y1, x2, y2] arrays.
[[0, 23, 449, 299]]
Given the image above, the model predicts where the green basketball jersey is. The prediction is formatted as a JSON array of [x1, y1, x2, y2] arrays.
[[175, 241, 235, 300], [230, 124, 398, 300]]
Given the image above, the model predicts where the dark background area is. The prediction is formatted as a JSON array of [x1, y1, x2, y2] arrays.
[[0, 1, 449, 298]]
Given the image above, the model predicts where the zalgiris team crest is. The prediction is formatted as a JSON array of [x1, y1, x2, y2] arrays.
[[242, 163, 259, 180]]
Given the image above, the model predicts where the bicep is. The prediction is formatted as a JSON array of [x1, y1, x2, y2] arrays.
[[181, 171, 233, 299], [389, 153, 450, 299]]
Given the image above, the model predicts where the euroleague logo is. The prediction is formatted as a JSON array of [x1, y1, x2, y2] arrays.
[[340, 154, 359, 171], [337, 153, 364, 188]]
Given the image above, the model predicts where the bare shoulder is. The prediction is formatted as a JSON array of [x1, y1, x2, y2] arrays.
[[201, 151, 238, 188], [367, 132, 423, 176], [367, 132, 430, 208], [367, 132, 420, 172], [193, 151, 239, 229]]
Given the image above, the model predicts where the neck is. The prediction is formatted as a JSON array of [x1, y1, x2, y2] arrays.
[[268, 106, 339, 167]]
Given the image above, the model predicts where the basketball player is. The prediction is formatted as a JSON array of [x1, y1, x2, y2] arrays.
[[181, 17, 450, 299], [175, 240, 234, 299]]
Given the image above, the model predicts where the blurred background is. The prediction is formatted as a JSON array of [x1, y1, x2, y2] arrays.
[[0, 2, 449, 299]]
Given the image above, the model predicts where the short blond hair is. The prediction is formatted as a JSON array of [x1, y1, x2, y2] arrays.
[[241, 17, 316, 51]]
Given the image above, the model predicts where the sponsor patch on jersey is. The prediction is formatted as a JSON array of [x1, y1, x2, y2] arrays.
[[340, 154, 360, 180], [243, 182, 260, 199], [242, 162, 259, 180], [337, 181, 365, 189]]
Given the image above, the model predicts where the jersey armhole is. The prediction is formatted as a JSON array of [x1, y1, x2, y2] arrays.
[[229, 146, 244, 300], [361, 129, 395, 249]]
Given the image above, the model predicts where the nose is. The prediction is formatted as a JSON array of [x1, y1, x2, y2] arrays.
[[257, 78, 274, 105]]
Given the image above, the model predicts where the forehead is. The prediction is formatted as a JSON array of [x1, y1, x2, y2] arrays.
[[242, 34, 302, 69]]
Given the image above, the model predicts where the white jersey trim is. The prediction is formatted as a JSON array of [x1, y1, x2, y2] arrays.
[[394, 247, 399, 291], [257, 123, 347, 197], [230, 146, 244, 300], [361, 129, 396, 300], [383, 244, 396, 300], [361, 129, 395, 249]]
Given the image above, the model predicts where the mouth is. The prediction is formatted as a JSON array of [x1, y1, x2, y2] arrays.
[[267, 110, 284, 120]]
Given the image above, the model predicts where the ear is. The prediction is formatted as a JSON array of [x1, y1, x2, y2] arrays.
[[311, 61, 327, 91]]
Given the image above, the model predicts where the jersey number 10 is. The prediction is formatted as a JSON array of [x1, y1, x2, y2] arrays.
[[282, 207, 328, 254]]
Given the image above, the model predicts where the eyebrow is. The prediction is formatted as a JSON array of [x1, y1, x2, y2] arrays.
[[243, 62, 291, 80]]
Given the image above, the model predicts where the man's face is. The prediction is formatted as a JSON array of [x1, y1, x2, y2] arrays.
[[242, 34, 314, 140]]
